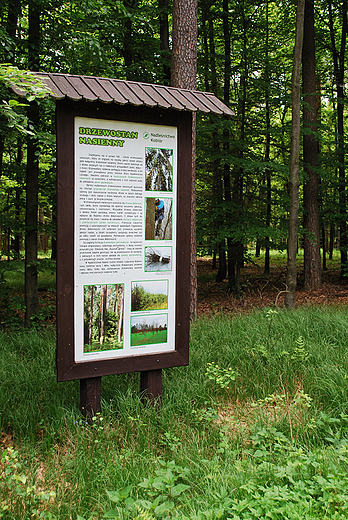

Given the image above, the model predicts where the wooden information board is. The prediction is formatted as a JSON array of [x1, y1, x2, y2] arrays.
[[56, 100, 191, 384]]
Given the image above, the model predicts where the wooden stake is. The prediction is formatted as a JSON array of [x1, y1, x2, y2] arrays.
[[140, 369, 162, 407], [80, 377, 101, 418]]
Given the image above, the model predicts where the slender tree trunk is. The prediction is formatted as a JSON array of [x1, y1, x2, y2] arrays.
[[100, 285, 107, 345], [171, 0, 198, 319], [228, 5, 246, 295], [264, 0, 271, 276], [328, 0, 347, 279], [14, 139, 23, 259], [117, 287, 123, 344], [25, 4, 40, 326], [322, 225, 327, 271], [285, 0, 305, 309], [329, 224, 334, 259], [159, 0, 171, 84], [302, 0, 321, 289], [89, 286, 94, 346]]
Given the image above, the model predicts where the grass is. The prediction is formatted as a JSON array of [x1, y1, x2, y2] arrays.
[[131, 329, 168, 346], [2, 306, 348, 518]]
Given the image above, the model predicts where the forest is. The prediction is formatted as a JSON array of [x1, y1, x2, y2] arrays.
[[83, 284, 124, 353], [0, 0, 347, 321]]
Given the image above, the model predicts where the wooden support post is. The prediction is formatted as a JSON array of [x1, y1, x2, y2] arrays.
[[140, 369, 162, 406], [80, 377, 101, 418]]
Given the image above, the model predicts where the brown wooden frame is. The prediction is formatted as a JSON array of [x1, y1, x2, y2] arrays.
[[56, 100, 191, 381]]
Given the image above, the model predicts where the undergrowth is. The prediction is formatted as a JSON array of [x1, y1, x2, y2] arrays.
[[1, 306, 348, 518]]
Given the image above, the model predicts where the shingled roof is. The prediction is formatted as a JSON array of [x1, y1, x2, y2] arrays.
[[12, 72, 233, 117]]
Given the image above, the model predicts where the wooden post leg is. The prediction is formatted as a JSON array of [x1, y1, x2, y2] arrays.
[[140, 369, 162, 407], [80, 377, 101, 419]]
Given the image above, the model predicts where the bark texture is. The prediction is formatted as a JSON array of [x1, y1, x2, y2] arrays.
[[25, 4, 40, 326], [171, 0, 198, 319], [302, 0, 321, 289], [285, 0, 305, 309], [328, 1, 347, 279]]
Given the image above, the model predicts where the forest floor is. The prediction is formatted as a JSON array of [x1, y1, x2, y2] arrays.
[[6, 251, 348, 326], [197, 252, 348, 317]]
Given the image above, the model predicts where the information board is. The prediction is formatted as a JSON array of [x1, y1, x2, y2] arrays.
[[56, 100, 191, 382], [74, 117, 177, 362]]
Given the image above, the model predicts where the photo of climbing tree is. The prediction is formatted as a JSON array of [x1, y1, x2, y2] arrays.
[[130, 314, 168, 346], [83, 284, 124, 353], [145, 147, 173, 191], [145, 247, 172, 272], [145, 197, 172, 240], [131, 280, 168, 311]]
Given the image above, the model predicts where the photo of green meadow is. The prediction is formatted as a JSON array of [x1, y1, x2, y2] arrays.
[[131, 280, 168, 312], [130, 314, 167, 346]]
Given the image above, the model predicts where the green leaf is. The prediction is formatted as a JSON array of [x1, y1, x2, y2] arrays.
[[152, 481, 167, 491], [154, 501, 174, 515], [170, 483, 190, 497], [103, 510, 121, 518]]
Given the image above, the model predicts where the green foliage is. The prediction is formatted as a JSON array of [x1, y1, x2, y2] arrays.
[[2, 308, 348, 518], [205, 362, 237, 392], [104, 460, 190, 519], [0, 447, 56, 519], [131, 285, 167, 312], [0, 64, 51, 136]]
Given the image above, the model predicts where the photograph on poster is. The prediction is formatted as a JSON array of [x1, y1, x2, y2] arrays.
[[145, 148, 173, 192], [144, 247, 172, 272], [130, 314, 168, 347], [145, 197, 172, 240], [131, 280, 168, 312], [83, 284, 124, 353]]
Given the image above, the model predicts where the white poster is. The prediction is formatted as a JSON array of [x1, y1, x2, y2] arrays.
[[74, 117, 177, 362]]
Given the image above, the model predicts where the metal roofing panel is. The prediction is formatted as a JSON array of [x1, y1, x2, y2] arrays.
[[140, 84, 172, 109], [98, 79, 129, 104], [155, 85, 186, 111], [36, 73, 65, 99], [179, 90, 210, 113], [166, 88, 198, 112], [11, 72, 233, 116], [127, 82, 157, 107], [68, 76, 98, 101], [112, 80, 143, 106], [51, 74, 82, 101], [204, 92, 234, 116], [83, 77, 114, 103]]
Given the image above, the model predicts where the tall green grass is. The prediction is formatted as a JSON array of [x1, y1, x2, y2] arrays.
[[2, 306, 348, 519]]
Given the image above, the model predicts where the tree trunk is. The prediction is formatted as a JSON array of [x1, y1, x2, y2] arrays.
[[25, 3, 40, 326], [89, 286, 94, 346], [171, 0, 198, 319], [117, 287, 123, 344], [285, 0, 305, 309], [159, 0, 171, 84], [302, 0, 321, 289], [264, 0, 271, 276], [328, 0, 347, 279]]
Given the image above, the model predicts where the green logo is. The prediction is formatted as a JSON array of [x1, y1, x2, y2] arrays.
[[143, 132, 149, 139]]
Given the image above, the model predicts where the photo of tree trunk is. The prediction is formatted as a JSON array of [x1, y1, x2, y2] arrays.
[[145, 197, 172, 240], [83, 284, 124, 353], [145, 147, 173, 191], [130, 314, 168, 346]]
